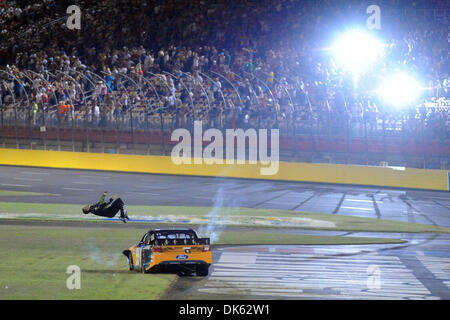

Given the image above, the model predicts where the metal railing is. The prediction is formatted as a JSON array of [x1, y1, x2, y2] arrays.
[[1, 67, 448, 168]]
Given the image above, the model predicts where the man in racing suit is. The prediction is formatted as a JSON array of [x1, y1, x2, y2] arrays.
[[82, 191, 130, 223]]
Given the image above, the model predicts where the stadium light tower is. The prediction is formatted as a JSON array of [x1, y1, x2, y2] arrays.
[[378, 72, 422, 108], [331, 29, 384, 74]]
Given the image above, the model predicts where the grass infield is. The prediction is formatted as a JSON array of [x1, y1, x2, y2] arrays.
[[0, 202, 449, 234], [0, 201, 446, 299], [0, 224, 406, 300], [0, 225, 176, 300]]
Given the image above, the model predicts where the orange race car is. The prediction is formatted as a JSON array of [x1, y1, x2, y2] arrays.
[[122, 228, 212, 276]]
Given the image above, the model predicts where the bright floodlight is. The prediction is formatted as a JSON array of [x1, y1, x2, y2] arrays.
[[378, 73, 422, 108], [331, 29, 384, 73]]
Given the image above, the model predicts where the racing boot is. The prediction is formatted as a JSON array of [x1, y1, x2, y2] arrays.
[[123, 205, 130, 221], [120, 206, 129, 223]]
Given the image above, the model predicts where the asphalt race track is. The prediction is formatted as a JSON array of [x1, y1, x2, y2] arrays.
[[0, 165, 449, 299]]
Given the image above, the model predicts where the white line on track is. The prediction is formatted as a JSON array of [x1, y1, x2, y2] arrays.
[[345, 199, 381, 203], [1, 183, 32, 187], [13, 177, 43, 182], [340, 206, 374, 211], [202, 251, 435, 299], [63, 187, 95, 192]]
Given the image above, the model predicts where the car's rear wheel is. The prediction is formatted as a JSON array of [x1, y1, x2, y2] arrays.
[[196, 264, 209, 277], [140, 253, 146, 273], [128, 253, 134, 271]]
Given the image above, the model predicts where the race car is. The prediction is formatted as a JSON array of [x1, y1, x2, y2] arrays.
[[122, 228, 212, 276]]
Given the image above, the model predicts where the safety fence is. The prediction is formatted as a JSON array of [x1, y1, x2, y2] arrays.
[[1, 68, 449, 169]]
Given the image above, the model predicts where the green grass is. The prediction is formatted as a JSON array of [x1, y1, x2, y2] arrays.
[[0, 224, 405, 299], [0, 225, 176, 300], [1, 202, 449, 234]]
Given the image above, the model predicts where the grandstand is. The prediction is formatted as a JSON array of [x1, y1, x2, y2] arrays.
[[0, 0, 448, 169]]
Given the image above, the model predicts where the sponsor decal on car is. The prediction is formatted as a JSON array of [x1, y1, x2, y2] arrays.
[[176, 254, 189, 260]]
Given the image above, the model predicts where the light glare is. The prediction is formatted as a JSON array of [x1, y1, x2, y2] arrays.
[[331, 29, 384, 73], [378, 73, 422, 108]]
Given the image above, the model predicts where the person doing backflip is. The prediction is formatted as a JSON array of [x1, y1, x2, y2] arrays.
[[82, 191, 130, 223]]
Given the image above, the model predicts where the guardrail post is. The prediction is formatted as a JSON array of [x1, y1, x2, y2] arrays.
[[85, 110, 90, 153]]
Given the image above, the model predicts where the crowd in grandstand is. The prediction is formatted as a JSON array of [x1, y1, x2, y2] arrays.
[[0, 0, 448, 139]]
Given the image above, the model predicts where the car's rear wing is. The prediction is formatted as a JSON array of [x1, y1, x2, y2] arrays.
[[154, 238, 210, 246]]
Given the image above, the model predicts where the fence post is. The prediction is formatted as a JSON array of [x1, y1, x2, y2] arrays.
[[421, 114, 426, 168], [101, 112, 105, 153], [71, 105, 75, 152], [116, 111, 120, 154], [382, 113, 386, 164], [85, 109, 90, 153], [42, 105, 47, 150], [327, 101, 332, 156], [160, 113, 165, 156], [401, 113, 406, 166], [346, 115, 350, 164], [26, 90, 33, 150], [146, 111, 150, 155], [363, 111, 368, 165], [293, 113, 298, 161], [14, 101, 19, 149], [57, 108, 61, 151], [130, 110, 135, 152]]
